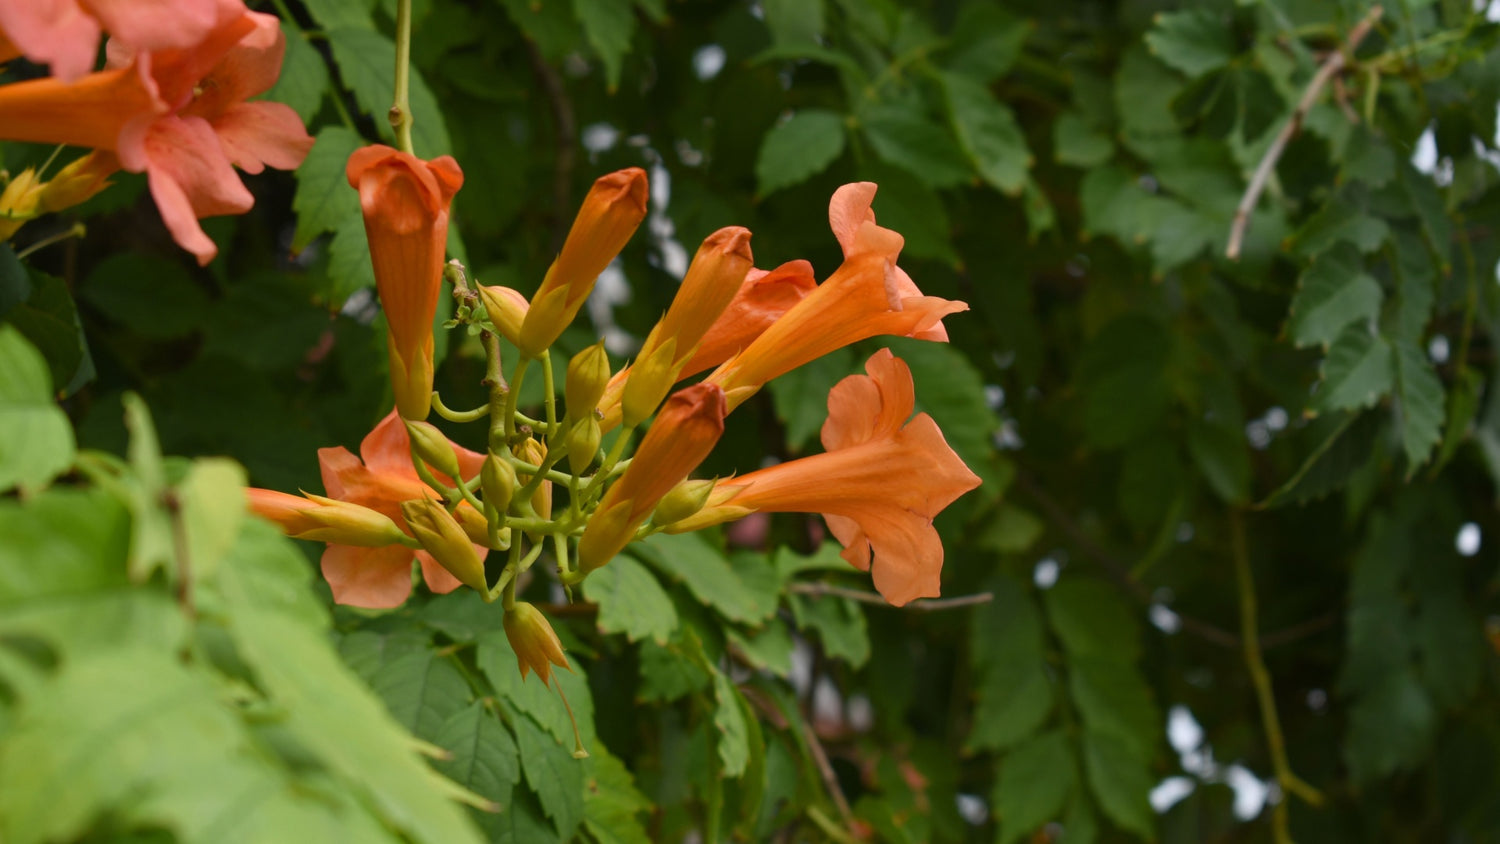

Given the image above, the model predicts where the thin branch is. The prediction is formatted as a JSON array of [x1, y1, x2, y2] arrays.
[[1231, 510, 1323, 844], [801, 719, 856, 829], [789, 581, 993, 611], [524, 39, 578, 255], [1227, 5, 1384, 259]]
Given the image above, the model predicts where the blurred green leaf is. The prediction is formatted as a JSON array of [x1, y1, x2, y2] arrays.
[[638, 533, 771, 625], [573, 0, 636, 91], [0, 326, 74, 495], [756, 110, 847, 198], [860, 103, 973, 188], [265, 23, 329, 123], [1044, 578, 1140, 663], [326, 28, 452, 156], [993, 730, 1074, 844], [1287, 244, 1384, 349], [1053, 112, 1115, 167], [1314, 324, 1393, 413], [1146, 9, 1235, 77], [1081, 731, 1154, 840], [941, 72, 1031, 195], [788, 592, 870, 667], [1392, 339, 1445, 475]]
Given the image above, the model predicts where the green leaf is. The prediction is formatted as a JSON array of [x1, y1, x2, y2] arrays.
[[993, 730, 1075, 844], [1287, 244, 1384, 349], [859, 103, 973, 188], [508, 707, 586, 838], [476, 631, 596, 747], [1053, 112, 1114, 167], [967, 661, 1054, 753], [1188, 419, 1251, 504], [1043, 578, 1140, 663], [755, 109, 847, 198], [583, 748, 653, 844], [637, 533, 769, 624], [326, 28, 452, 156], [728, 621, 794, 677], [713, 672, 751, 777], [1392, 339, 1444, 476], [1314, 324, 1393, 413], [299, 0, 375, 29], [1292, 199, 1390, 256], [1081, 731, 1154, 840], [572, 0, 635, 91], [326, 212, 378, 303], [860, 163, 958, 264], [941, 72, 1031, 195], [1079, 165, 1178, 246], [4, 268, 88, 394], [939, 4, 1029, 82], [1345, 667, 1437, 784], [0, 326, 74, 495], [80, 254, 209, 339], [497, 0, 579, 61], [970, 574, 1047, 670], [637, 634, 713, 702], [0, 489, 128, 604], [1434, 367, 1482, 471], [1342, 127, 1396, 187], [434, 702, 521, 812], [762, 0, 823, 46], [582, 554, 679, 644], [787, 593, 870, 667], [975, 505, 1045, 554], [292, 126, 365, 252], [176, 457, 247, 583], [265, 23, 329, 123], [370, 648, 475, 743], [1145, 9, 1234, 77], [1068, 656, 1159, 760], [339, 626, 434, 684]]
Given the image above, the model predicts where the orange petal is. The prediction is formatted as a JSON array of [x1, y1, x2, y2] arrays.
[[320, 543, 416, 608]]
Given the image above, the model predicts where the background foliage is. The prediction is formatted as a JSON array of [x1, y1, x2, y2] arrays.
[[3, 0, 1500, 841]]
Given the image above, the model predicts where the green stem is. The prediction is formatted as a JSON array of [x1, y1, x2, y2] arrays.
[[431, 392, 490, 423], [504, 357, 532, 439], [583, 427, 633, 498], [16, 223, 85, 259], [1230, 510, 1323, 844], [541, 351, 558, 433], [390, 0, 415, 154]]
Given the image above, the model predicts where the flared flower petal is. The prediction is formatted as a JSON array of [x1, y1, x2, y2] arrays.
[[346, 145, 464, 419], [0, 0, 243, 81], [320, 543, 419, 609], [674, 350, 980, 605]]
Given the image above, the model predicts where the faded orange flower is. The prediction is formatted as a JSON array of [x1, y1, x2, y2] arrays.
[[249, 410, 491, 609], [346, 145, 464, 420], [670, 349, 980, 606], [0, 0, 244, 82]]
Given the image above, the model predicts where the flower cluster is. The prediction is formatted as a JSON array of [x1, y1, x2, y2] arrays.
[[249, 150, 981, 703], [0, 0, 313, 262]]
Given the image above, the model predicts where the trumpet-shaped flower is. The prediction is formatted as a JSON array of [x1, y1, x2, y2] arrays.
[[575, 382, 727, 576], [704, 183, 966, 410], [597, 259, 816, 430], [671, 350, 980, 606], [346, 145, 464, 420], [504, 601, 571, 687], [620, 226, 753, 426], [0, 0, 244, 82], [518, 167, 648, 357], [0, 10, 313, 263], [250, 410, 491, 609]]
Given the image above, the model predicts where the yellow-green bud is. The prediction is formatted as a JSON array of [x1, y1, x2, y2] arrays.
[[400, 498, 488, 592], [513, 438, 552, 520], [651, 479, 717, 527], [476, 284, 530, 346], [565, 416, 602, 475], [565, 342, 611, 418], [404, 419, 462, 480], [296, 493, 411, 547], [620, 334, 679, 428], [503, 601, 571, 686], [481, 452, 517, 514]]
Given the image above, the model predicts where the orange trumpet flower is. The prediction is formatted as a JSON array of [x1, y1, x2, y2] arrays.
[[249, 410, 491, 609], [346, 145, 464, 421], [575, 382, 727, 576], [670, 349, 980, 606], [0, 10, 312, 263], [518, 167, 648, 357], [0, 0, 244, 82]]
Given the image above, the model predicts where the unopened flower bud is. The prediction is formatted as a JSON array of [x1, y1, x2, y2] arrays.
[[455, 503, 507, 549], [565, 416, 602, 475], [401, 497, 487, 592], [248, 488, 408, 547], [477, 284, 529, 346], [652, 479, 717, 527], [620, 335, 678, 428], [513, 437, 552, 520], [565, 342, 611, 418], [405, 419, 462, 479], [481, 452, 517, 514], [504, 601, 571, 686], [38, 151, 115, 213]]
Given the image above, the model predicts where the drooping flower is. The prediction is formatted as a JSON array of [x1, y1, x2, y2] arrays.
[[575, 382, 727, 576], [704, 183, 966, 410], [0, 10, 313, 263], [517, 168, 648, 357], [620, 226, 753, 426], [596, 259, 816, 430], [346, 145, 464, 420], [0, 0, 244, 82], [669, 349, 980, 606], [503, 601, 571, 686], [249, 410, 492, 609]]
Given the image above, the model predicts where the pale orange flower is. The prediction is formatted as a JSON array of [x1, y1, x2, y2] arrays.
[[597, 259, 816, 430], [250, 410, 490, 609], [518, 167, 648, 357], [346, 145, 464, 420], [575, 382, 727, 576], [671, 350, 980, 606], [0, 0, 244, 82], [0, 10, 313, 263], [703, 182, 966, 410]]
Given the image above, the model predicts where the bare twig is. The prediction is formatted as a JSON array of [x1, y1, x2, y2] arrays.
[[523, 39, 578, 254], [1226, 5, 1384, 259], [801, 719, 856, 829], [789, 581, 994, 611]]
